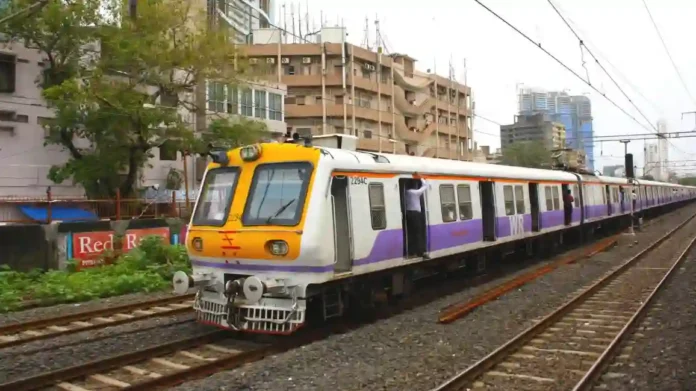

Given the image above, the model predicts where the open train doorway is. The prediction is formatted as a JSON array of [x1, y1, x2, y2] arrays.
[[605, 185, 612, 216], [561, 184, 571, 226], [529, 183, 540, 232], [480, 181, 496, 241], [331, 176, 352, 273], [399, 178, 428, 258]]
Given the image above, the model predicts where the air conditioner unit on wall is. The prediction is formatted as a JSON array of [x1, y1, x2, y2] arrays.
[[281, 57, 290, 64], [266, 57, 275, 64], [363, 63, 376, 71], [249, 58, 259, 64], [302, 57, 312, 64]]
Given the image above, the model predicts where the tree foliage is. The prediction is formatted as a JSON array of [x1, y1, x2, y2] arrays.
[[679, 177, 696, 186], [1, 0, 268, 198], [499, 142, 552, 169]]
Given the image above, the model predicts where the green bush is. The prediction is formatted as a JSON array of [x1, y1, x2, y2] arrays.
[[0, 235, 192, 312]]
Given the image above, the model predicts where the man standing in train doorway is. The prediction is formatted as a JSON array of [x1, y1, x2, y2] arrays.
[[406, 173, 430, 260]]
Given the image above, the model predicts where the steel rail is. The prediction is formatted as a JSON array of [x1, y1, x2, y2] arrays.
[[432, 211, 696, 391], [0, 294, 194, 349]]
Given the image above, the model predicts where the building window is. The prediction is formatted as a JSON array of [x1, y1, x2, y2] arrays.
[[159, 140, 178, 161], [457, 184, 473, 220], [514, 185, 525, 214], [368, 183, 386, 230], [227, 86, 238, 114], [269, 93, 283, 121], [0, 53, 15, 93], [206, 81, 226, 112], [439, 184, 457, 222], [363, 129, 372, 139], [503, 185, 515, 216], [254, 90, 267, 119], [206, 81, 237, 114], [240, 88, 253, 116]]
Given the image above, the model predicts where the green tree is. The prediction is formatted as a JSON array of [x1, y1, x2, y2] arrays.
[[1, 0, 266, 198], [197, 117, 268, 152], [640, 174, 655, 180], [679, 177, 696, 186], [500, 142, 552, 169]]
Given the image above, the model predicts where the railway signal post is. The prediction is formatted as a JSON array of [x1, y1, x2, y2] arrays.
[[620, 139, 635, 236]]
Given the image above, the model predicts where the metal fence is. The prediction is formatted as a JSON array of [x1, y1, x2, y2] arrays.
[[0, 190, 194, 224]]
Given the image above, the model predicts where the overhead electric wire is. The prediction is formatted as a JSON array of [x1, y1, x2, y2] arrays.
[[547, 0, 658, 133], [549, 0, 664, 117], [641, 0, 696, 107], [473, 0, 655, 136]]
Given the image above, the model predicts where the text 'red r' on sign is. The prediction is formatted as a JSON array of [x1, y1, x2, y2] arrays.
[[72, 227, 171, 262]]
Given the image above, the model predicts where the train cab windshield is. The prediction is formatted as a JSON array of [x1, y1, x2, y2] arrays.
[[191, 167, 239, 226], [243, 162, 313, 226]]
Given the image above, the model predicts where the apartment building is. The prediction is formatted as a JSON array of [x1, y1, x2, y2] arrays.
[[209, 0, 275, 44], [0, 40, 286, 198], [500, 113, 566, 150], [244, 27, 474, 159]]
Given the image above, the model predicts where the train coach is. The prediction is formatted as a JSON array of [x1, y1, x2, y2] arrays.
[[173, 134, 696, 334]]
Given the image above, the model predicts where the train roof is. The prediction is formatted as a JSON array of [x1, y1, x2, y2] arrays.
[[316, 146, 694, 188], [320, 147, 579, 181]]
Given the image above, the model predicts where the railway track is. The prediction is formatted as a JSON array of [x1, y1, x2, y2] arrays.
[[0, 294, 195, 349], [0, 323, 345, 391], [432, 212, 696, 391]]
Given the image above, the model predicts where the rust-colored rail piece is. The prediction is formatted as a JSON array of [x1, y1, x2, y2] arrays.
[[438, 236, 619, 324], [0, 294, 195, 349], [432, 212, 696, 391]]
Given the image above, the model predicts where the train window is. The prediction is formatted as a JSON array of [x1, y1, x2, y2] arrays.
[[545, 186, 553, 211], [243, 162, 313, 226], [457, 184, 473, 220], [601, 186, 606, 204], [368, 183, 387, 230], [503, 185, 515, 216], [191, 167, 240, 227], [552, 187, 560, 210], [440, 185, 457, 222], [572, 185, 580, 208], [514, 185, 525, 214]]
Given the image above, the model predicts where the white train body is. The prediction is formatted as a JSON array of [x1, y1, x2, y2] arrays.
[[173, 139, 696, 334]]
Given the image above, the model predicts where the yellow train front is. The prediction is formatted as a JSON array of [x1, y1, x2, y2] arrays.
[[172, 142, 330, 334]]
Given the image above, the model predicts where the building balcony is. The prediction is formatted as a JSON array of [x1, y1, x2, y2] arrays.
[[286, 103, 394, 125]]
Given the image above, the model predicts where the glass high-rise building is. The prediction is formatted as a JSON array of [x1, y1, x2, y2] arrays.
[[518, 88, 594, 170]]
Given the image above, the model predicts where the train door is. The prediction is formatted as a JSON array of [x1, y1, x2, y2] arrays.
[[605, 186, 612, 216], [331, 176, 353, 272], [529, 182, 540, 232], [399, 178, 428, 258], [480, 181, 496, 241], [561, 184, 571, 225]]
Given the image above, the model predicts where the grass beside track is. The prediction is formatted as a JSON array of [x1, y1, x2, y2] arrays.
[[0, 236, 191, 313]]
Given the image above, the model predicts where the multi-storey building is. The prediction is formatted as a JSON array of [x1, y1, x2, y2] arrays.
[[0, 1, 286, 197], [518, 88, 594, 170], [243, 27, 474, 159], [500, 113, 566, 150]]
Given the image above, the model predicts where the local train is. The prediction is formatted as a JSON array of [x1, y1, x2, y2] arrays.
[[172, 135, 696, 334]]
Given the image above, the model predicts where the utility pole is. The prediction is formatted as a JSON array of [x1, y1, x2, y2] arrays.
[[620, 139, 634, 235]]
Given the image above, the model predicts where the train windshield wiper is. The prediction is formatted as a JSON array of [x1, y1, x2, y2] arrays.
[[266, 198, 297, 224]]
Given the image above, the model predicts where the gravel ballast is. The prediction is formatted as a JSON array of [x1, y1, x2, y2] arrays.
[[171, 204, 696, 391], [595, 244, 696, 390], [0, 313, 206, 384]]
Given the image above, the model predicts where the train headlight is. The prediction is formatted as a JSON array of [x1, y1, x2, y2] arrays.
[[191, 237, 203, 251], [240, 144, 262, 162], [267, 240, 289, 256]]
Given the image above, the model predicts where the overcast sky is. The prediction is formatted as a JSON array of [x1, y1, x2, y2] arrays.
[[285, 0, 696, 174]]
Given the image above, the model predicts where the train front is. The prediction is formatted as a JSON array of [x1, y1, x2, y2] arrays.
[[172, 143, 323, 334]]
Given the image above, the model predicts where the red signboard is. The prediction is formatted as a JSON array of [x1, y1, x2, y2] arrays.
[[72, 227, 170, 267]]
